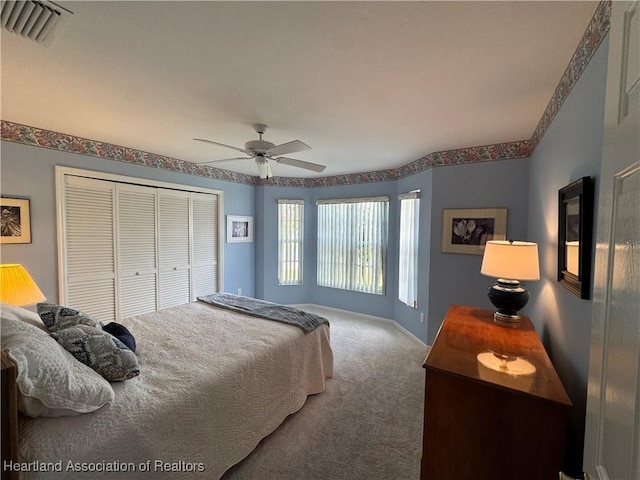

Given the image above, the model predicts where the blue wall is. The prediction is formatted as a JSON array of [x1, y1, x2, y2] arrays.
[[0, 139, 530, 346], [526, 36, 608, 476], [254, 184, 313, 304], [255, 173, 432, 343], [393, 169, 433, 341], [253, 159, 532, 344], [255, 180, 400, 320], [254, 41, 608, 461], [0, 141, 256, 304], [426, 158, 531, 343]]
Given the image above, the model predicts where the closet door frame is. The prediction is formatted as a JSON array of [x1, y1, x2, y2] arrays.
[[56, 166, 224, 317]]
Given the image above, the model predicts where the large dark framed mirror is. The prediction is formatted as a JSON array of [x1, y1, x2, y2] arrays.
[[558, 176, 594, 299]]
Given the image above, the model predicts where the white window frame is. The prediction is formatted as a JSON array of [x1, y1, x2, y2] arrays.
[[278, 199, 304, 285], [398, 191, 420, 308], [316, 196, 389, 295]]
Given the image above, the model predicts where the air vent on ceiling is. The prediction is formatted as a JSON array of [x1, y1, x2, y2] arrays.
[[1, 0, 72, 45]]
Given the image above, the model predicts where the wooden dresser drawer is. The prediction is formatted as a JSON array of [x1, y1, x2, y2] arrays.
[[420, 305, 572, 480]]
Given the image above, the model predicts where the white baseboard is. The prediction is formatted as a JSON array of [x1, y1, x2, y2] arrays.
[[291, 303, 430, 349]]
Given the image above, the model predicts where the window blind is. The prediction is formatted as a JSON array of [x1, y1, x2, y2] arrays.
[[278, 199, 304, 285], [317, 196, 388, 295], [398, 192, 420, 307]]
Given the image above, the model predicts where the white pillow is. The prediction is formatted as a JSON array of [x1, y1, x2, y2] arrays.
[[0, 302, 47, 331], [1, 315, 115, 417]]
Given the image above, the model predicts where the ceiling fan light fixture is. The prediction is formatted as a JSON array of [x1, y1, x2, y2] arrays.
[[257, 161, 269, 179], [194, 124, 325, 178]]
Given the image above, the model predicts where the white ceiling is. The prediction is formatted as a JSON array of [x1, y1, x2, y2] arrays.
[[1, 1, 598, 178]]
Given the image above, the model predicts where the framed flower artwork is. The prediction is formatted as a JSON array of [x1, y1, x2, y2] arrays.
[[441, 208, 507, 255]]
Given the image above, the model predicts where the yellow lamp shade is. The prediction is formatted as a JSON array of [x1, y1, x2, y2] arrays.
[[0, 264, 46, 306]]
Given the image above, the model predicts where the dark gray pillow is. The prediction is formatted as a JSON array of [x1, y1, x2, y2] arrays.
[[37, 303, 102, 332], [103, 322, 136, 352], [51, 325, 140, 381]]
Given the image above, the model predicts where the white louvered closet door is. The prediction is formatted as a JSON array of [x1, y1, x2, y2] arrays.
[[116, 184, 158, 318], [158, 189, 191, 309], [191, 193, 218, 300], [63, 176, 117, 323]]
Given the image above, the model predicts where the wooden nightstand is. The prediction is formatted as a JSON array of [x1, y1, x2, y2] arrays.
[[420, 305, 572, 480]]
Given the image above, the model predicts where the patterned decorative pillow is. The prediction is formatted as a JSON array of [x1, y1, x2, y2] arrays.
[[37, 303, 103, 332], [1, 315, 114, 417], [51, 325, 140, 381]]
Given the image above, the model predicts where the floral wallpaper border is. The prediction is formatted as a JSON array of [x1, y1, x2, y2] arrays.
[[530, 0, 611, 149], [261, 140, 533, 187], [0, 120, 531, 188], [0, 1, 610, 188], [0, 121, 260, 186]]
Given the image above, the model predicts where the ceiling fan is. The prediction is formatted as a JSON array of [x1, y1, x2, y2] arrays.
[[194, 124, 326, 179]]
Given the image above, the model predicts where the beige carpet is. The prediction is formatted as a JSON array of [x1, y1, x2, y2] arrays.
[[221, 304, 429, 480]]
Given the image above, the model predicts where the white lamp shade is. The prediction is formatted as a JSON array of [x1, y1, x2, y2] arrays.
[[0, 264, 46, 306], [480, 241, 540, 281]]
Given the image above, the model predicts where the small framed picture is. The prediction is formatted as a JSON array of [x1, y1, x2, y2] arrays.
[[441, 207, 507, 255], [1, 197, 32, 244], [227, 215, 253, 243]]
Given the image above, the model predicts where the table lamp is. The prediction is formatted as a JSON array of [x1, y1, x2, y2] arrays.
[[0, 264, 46, 306], [480, 240, 540, 326]]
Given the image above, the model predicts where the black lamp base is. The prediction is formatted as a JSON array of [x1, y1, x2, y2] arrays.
[[487, 279, 530, 327]]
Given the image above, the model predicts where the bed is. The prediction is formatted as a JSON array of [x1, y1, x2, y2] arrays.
[[1, 298, 333, 479]]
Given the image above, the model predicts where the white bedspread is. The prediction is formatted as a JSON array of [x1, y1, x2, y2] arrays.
[[17, 301, 333, 479]]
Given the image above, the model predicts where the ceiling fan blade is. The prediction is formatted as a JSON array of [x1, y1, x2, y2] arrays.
[[275, 157, 326, 173], [194, 138, 248, 154], [267, 140, 311, 157], [198, 157, 253, 165]]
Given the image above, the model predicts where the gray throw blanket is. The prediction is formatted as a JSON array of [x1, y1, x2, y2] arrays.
[[197, 293, 329, 334]]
